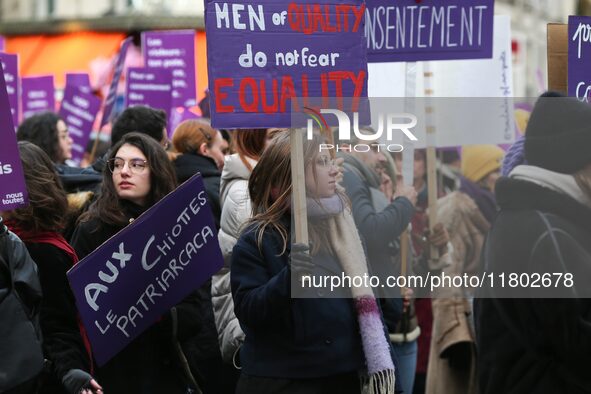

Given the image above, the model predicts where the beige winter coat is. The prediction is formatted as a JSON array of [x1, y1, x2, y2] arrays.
[[426, 191, 490, 394]]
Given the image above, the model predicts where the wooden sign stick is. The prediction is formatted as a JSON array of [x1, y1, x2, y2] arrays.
[[291, 128, 309, 245], [424, 62, 439, 261]]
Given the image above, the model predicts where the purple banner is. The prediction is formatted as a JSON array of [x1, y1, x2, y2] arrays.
[[0, 53, 19, 127], [67, 174, 224, 366], [0, 65, 28, 210], [59, 85, 100, 165], [142, 30, 197, 108], [22, 75, 55, 120], [365, 0, 494, 63], [568, 16, 591, 100], [101, 37, 133, 129], [65, 72, 91, 93], [205, 0, 369, 128], [125, 67, 173, 116]]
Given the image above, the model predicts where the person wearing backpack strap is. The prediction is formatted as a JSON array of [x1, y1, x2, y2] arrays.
[[0, 216, 44, 393]]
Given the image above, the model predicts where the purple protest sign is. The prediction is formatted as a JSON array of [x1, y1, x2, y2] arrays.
[[365, 0, 494, 63], [65, 72, 92, 93], [0, 36, 5, 51], [125, 67, 173, 116], [59, 85, 100, 165], [205, 0, 369, 129], [67, 174, 223, 366], [568, 16, 591, 99], [142, 30, 197, 109], [22, 75, 55, 120], [0, 53, 19, 127], [0, 65, 28, 210], [169, 107, 200, 137], [101, 37, 133, 129]]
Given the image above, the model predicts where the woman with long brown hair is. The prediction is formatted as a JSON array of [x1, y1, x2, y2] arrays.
[[4, 142, 101, 394], [231, 132, 400, 394], [70, 132, 198, 393]]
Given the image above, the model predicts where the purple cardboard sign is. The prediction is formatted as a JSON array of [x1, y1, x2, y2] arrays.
[[0, 65, 28, 210], [125, 67, 173, 116], [142, 30, 197, 108], [59, 85, 100, 165], [65, 72, 92, 93], [205, 0, 369, 129], [568, 16, 591, 99], [67, 174, 223, 366], [0, 36, 5, 51], [0, 53, 19, 127], [365, 0, 494, 63], [22, 75, 55, 120], [101, 37, 133, 129]]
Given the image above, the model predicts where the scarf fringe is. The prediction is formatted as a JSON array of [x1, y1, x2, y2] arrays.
[[361, 369, 396, 394]]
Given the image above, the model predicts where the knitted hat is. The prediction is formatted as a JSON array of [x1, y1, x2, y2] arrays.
[[461, 145, 504, 182], [525, 92, 591, 174]]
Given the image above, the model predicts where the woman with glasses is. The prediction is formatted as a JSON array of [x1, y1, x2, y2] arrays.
[[70, 132, 195, 393], [231, 132, 400, 394]]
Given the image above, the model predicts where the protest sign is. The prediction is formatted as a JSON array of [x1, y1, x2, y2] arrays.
[[142, 30, 197, 109], [59, 85, 100, 165], [22, 75, 55, 120], [125, 67, 173, 117], [0, 36, 5, 51], [0, 53, 19, 127], [67, 174, 224, 366], [568, 16, 591, 100], [205, 0, 369, 128], [65, 72, 92, 93], [0, 65, 28, 210], [547, 23, 568, 94], [101, 37, 133, 129], [364, 0, 494, 63]]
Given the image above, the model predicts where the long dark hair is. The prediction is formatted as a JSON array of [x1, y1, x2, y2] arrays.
[[11, 141, 69, 232], [17, 112, 64, 163], [79, 132, 177, 228]]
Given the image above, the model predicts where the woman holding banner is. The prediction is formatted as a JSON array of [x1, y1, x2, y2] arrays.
[[70, 133, 202, 393], [231, 132, 400, 394], [3, 142, 101, 394]]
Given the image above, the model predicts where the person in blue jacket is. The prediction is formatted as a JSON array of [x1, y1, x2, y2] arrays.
[[231, 132, 400, 394]]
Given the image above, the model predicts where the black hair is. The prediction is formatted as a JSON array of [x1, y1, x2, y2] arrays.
[[111, 106, 167, 146], [17, 111, 64, 163]]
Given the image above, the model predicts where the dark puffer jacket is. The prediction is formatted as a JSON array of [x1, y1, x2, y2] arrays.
[[476, 177, 591, 394]]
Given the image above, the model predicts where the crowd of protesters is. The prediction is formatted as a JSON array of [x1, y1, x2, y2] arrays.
[[2, 91, 591, 394]]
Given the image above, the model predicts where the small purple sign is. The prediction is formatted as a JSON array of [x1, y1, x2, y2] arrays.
[[205, 0, 369, 129], [169, 107, 200, 137], [568, 16, 591, 99], [0, 36, 5, 51], [22, 75, 55, 120], [125, 67, 173, 116], [365, 0, 494, 63], [59, 85, 100, 165], [142, 30, 197, 108], [65, 72, 92, 93], [0, 53, 19, 127], [0, 65, 28, 210], [67, 174, 223, 366], [101, 37, 133, 129]]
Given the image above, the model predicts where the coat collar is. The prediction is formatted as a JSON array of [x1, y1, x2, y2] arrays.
[[496, 177, 591, 232]]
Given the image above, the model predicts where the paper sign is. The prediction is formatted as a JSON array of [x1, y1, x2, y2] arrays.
[[142, 30, 197, 109], [0, 65, 28, 210], [364, 0, 495, 63], [0, 53, 19, 127], [59, 85, 101, 165], [67, 174, 224, 366], [205, 0, 369, 128], [125, 67, 173, 116], [101, 37, 134, 129], [568, 16, 591, 100], [22, 75, 55, 120]]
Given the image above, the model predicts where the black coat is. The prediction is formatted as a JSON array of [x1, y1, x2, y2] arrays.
[[232, 220, 371, 379], [340, 156, 414, 331], [70, 201, 222, 393], [24, 242, 89, 394], [476, 177, 591, 394], [173, 153, 222, 230]]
